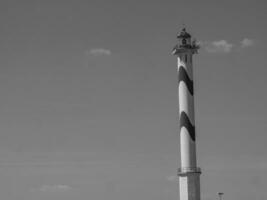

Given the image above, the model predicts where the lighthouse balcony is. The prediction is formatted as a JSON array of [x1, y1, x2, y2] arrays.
[[177, 167, 201, 175], [172, 44, 199, 55]]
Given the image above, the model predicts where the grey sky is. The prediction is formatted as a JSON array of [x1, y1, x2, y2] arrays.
[[0, 0, 267, 200]]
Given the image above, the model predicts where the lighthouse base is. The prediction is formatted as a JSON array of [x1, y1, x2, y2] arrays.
[[178, 171, 201, 200]]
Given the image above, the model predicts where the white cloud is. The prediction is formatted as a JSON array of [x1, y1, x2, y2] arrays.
[[205, 40, 233, 53], [38, 184, 72, 192], [87, 48, 111, 56], [241, 38, 254, 47]]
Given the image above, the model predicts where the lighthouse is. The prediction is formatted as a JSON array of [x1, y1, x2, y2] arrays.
[[172, 28, 201, 200]]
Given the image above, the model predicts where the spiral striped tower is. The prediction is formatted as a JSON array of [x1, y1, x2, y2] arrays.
[[172, 28, 201, 200]]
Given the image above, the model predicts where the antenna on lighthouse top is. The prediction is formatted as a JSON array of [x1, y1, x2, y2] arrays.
[[182, 23, 186, 30]]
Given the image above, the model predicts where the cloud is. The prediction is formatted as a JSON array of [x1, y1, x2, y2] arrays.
[[87, 48, 111, 56], [202, 38, 255, 53], [241, 38, 254, 47], [38, 184, 72, 192], [205, 40, 233, 53]]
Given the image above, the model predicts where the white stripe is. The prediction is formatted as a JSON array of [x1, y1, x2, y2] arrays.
[[180, 127, 197, 168]]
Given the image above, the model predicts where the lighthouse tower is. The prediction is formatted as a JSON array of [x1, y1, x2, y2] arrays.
[[172, 28, 201, 200]]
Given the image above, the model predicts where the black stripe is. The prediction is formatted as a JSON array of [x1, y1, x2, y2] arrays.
[[178, 66, 194, 95], [180, 111, 195, 141]]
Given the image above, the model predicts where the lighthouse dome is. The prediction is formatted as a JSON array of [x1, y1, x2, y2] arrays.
[[172, 27, 199, 55], [177, 28, 191, 39]]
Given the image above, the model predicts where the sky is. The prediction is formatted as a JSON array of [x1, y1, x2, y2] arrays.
[[0, 0, 267, 200]]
